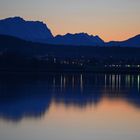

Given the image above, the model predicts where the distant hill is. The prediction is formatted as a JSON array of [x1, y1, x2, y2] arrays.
[[0, 17, 53, 43], [107, 35, 140, 47], [0, 17, 104, 46], [49, 33, 105, 46], [0, 35, 140, 60]]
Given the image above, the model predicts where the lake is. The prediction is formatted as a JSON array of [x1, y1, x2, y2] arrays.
[[0, 73, 140, 140]]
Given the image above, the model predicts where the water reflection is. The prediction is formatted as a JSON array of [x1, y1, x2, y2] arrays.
[[0, 73, 140, 122]]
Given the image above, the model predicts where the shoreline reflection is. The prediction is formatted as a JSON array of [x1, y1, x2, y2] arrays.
[[0, 73, 140, 122]]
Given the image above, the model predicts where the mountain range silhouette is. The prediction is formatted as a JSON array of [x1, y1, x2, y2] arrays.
[[0, 16, 140, 47]]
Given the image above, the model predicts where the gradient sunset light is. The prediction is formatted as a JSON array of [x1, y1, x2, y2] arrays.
[[0, 0, 140, 41]]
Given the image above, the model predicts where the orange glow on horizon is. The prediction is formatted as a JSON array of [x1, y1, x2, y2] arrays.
[[45, 19, 140, 42]]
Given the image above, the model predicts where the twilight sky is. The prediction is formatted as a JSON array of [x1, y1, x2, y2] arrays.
[[0, 0, 140, 41]]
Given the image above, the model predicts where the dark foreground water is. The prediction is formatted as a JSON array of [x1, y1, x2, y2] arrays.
[[0, 73, 140, 140]]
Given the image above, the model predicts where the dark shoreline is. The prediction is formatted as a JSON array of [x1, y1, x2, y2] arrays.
[[0, 69, 140, 75]]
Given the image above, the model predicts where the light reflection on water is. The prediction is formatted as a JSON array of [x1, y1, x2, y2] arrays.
[[0, 73, 140, 140]]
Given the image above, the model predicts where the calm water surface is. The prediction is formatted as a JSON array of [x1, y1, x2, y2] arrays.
[[0, 73, 140, 140]]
